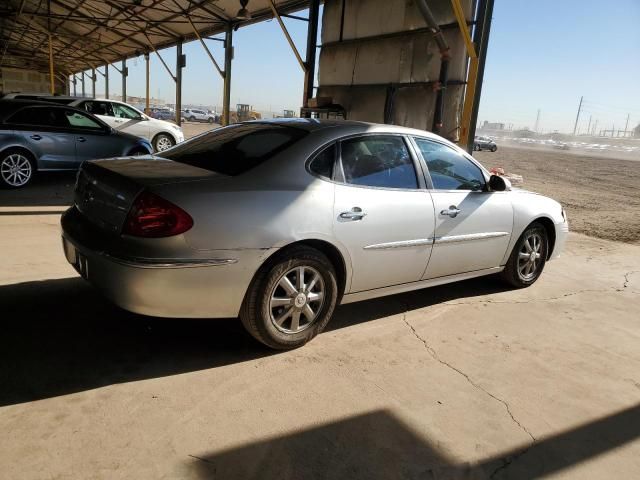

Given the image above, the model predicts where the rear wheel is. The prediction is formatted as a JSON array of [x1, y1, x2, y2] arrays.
[[240, 246, 338, 349], [153, 133, 175, 152], [207, 117, 214, 124], [0, 149, 35, 188], [501, 223, 548, 288], [189, 116, 196, 122], [491, 145, 498, 152]]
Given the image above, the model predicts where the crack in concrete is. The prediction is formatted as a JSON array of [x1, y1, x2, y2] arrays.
[[402, 315, 537, 477], [623, 270, 640, 289]]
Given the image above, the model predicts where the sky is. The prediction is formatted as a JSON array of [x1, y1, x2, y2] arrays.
[[86, 0, 640, 133]]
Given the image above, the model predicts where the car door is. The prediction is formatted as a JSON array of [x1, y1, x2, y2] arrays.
[[7, 106, 76, 170], [332, 134, 435, 293], [412, 137, 513, 279], [110, 102, 150, 140], [63, 109, 116, 163]]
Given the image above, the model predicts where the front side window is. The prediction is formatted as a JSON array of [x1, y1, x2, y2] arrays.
[[340, 135, 417, 189], [64, 110, 103, 130], [112, 103, 142, 120], [414, 138, 485, 191], [160, 123, 307, 176]]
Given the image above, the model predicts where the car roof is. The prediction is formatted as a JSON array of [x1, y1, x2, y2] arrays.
[[0, 99, 108, 126]]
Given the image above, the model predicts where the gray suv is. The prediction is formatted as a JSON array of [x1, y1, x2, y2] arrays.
[[0, 100, 152, 188], [474, 136, 497, 152]]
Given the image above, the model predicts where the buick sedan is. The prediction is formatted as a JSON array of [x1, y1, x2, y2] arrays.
[[61, 120, 569, 349]]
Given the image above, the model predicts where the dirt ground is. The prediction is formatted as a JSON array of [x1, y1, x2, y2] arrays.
[[475, 145, 640, 244]]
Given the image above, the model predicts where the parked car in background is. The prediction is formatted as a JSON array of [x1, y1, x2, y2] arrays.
[[474, 136, 497, 152], [182, 108, 216, 123], [149, 107, 176, 121], [61, 119, 568, 349], [70, 99, 183, 152], [0, 100, 152, 188]]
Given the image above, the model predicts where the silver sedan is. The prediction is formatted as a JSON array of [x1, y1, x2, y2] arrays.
[[61, 120, 569, 349]]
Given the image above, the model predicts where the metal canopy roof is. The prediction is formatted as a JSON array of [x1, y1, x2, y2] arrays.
[[0, 0, 310, 74]]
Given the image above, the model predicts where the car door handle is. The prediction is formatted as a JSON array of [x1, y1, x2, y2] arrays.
[[339, 207, 367, 221], [77, 137, 87, 143], [30, 134, 42, 140], [440, 206, 461, 218]]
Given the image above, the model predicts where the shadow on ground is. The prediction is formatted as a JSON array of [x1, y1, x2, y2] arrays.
[[0, 172, 75, 207], [0, 274, 508, 406], [187, 405, 640, 480]]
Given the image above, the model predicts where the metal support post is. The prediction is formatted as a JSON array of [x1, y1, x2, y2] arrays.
[[73, 75, 77, 96], [176, 40, 184, 126], [303, 0, 320, 108], [467, 0, 495, 152], [269, 0, 306, 72], [81, 72, 85, 97], [145, 53, 150, 113], [121, 59, 127, 102], [91, 67, 96, 98], [105, 65, 109, 99], [222, 24, 233, 126], [48, 34, 55, 94]]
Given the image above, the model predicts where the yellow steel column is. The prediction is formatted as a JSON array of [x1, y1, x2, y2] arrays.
[[48, 34, 54, 94], [145, 53, 150, 114], [450, 0, 478, 146]]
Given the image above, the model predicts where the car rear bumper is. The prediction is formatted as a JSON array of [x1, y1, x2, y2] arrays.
[[61, 207, 272, 318]]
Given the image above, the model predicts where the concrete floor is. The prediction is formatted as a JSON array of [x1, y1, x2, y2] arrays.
[[1, 187, 639, 479]]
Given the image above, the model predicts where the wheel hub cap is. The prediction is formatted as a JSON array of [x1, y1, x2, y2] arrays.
[[294, 293, 307, 308]]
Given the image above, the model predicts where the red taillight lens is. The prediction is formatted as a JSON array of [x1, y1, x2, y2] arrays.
[[123, 191, 193, 238]]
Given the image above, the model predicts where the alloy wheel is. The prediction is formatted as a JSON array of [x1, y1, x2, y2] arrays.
[[517, 231, 543, 280], [269, 266, 325, 334], [1, 153, 32, 187], [156, 136, 173, 152]]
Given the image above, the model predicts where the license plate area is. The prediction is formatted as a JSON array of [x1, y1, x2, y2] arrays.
[[63, 238, 89, 279]]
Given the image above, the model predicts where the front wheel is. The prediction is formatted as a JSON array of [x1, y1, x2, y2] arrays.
[[153, 133, 175, 152], [207, 117, 214, 124], [501, 223, 548, 288], [0, 150, 35, 188], [188, 116, 196, 122], [491, 145, 498, 152], [240, 246, 338, 349]]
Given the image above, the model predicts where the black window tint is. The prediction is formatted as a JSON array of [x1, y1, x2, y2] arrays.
[[340, 135, 417, 189], [414, 138, 485, 191], [309, 144, 336, 179], [160, 124, 307, 176], [8, 107, 64, 127]]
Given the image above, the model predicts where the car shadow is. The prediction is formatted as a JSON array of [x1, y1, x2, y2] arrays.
[[0, 275, 510, 407], [0, 171, 75, 207]]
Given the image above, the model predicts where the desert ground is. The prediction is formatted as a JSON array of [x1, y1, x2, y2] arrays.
[[476, 145, 640, 244]]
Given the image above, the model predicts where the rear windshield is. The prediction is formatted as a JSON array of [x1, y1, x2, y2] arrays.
[[160, 123, 307, 176]]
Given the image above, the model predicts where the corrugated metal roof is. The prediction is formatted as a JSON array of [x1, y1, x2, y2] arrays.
[[0, 0, 310, 74]]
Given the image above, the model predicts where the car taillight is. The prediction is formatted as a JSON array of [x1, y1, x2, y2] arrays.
[[123, 191, 193, 238]]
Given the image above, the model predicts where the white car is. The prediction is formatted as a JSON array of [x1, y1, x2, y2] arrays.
[[182, 108, 216, 123], [70, 99, 184, 152]]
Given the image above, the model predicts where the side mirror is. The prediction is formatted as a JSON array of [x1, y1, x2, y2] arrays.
[[489, 174, 511, 192]]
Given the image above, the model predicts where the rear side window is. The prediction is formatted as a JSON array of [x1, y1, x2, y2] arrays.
[[81, 101, 114, 117], [309, 144, 336, 179], [340, 135, 418, 189], [8, 106, 62, 127], [160, 124, 308, 176]]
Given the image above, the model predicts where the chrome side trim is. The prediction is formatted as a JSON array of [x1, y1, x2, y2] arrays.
[[363, 238, 434, 250], [103, 254, 238, 269], [434, 231, 509, 244], [340, 266, 504, 304]]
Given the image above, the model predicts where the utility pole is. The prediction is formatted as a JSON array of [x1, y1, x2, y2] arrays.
[[534, 109, 540, 133], [572, 95, 583, 136], [625, 113, 630, 136], [593, 119, 598, 136], [587, 115, 592, 136]]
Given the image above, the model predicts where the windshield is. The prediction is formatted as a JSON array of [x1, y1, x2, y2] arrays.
[[159, 123, 308, 176]]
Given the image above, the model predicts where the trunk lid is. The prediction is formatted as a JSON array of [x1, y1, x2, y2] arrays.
[[75, 158, 219, 234]]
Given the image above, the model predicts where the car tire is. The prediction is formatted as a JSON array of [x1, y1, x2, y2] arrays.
[[207, 117, 214, 124], [474, 144, 480, 151], [491, 145, 498, 152], [501, 222, 548, 288], [0, 149, 35, 189], [153, 133, 175, 152], [240, 245, 339, 350], [189, 116, 196, 122]]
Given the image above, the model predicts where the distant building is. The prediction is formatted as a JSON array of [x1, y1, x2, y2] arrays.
[[481, 121, 505, 130], [634, 124, 640, 138]]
